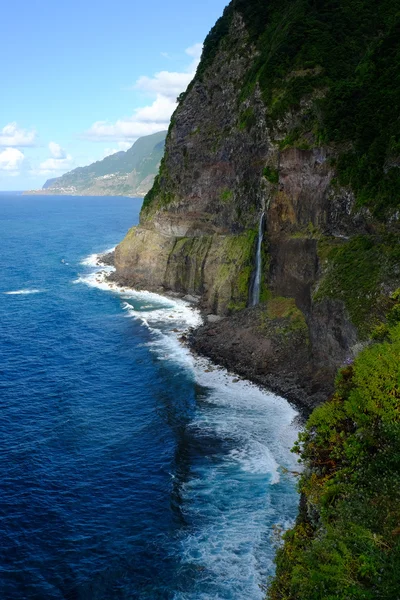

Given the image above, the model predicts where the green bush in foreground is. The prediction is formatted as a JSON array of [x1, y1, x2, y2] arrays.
[[268, 293, 400, 599]]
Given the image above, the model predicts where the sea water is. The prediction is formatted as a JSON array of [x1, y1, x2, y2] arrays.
[[0, 194, 300, 599]]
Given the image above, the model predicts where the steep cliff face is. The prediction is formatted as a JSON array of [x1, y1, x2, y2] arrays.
[[115, 0, 400, 404], [115, 12, 267, 314]]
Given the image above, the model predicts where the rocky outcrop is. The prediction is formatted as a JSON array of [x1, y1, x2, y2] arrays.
[[191, 302, 325, 410], [114, 4, 399, 408]]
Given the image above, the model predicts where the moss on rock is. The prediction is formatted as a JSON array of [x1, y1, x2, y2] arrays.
[[314, 234, 400, 338], [209, 229, 257, 313]]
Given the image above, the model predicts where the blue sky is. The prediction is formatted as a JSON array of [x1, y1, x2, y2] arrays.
[[0, 0, 228, 190]]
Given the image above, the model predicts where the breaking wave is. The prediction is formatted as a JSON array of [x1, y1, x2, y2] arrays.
[[74, 249, 301, 599], [3, 289, 44, 295]]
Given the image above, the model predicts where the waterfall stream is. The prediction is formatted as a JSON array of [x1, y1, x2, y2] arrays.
[[250, 212, 265, 306]]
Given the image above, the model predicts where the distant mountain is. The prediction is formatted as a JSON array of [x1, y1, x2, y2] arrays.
[[42, 131, 167, 197]]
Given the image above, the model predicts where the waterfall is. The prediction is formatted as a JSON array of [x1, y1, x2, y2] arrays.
[[250, 212, 265, 306]]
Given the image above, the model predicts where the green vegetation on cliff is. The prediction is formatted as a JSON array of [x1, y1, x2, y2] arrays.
[[268, 293, 400, 599], [43, 131, 167, 197], [315, 235, 400, 338], [215, 229, 258, 312], [118, 10, 400, 595], [141, 156, 169, 212], [264, 297, 308, 336], [194, 0, 400, 218]]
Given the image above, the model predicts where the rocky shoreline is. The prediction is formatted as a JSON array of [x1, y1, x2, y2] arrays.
[[101, 250, 325, 412], [98, 250, 116, 267], [98, 0, 400, 595], [188, 308, 331, 412]]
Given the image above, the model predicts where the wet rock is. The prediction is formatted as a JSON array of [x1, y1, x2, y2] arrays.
[[190, 304, 333, 411], [183, 294, 200, 303], [98, 251, 115, 266], [207, 314, 223, 323]]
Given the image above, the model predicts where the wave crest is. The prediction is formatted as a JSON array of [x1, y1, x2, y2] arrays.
[[4, 289, 44, 295]]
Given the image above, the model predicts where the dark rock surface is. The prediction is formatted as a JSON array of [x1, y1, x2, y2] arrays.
[[98, 251, 115, 267], [112, 6, 396, 410], [191, 305, 334, 411]]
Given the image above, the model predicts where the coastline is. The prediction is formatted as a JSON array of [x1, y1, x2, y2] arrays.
[[98, 250, 315, 416], [80, 248, 304, 432], [22, 190, 146, 197], [1, 191, 301, 600], [75, 246, 304, 596], [188, 313, 329, 414]]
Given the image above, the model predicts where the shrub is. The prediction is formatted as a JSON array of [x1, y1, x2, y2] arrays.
[[268, 293, 400, 599]]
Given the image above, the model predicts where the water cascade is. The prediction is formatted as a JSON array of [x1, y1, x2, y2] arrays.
[[250, 212, 265, 306]]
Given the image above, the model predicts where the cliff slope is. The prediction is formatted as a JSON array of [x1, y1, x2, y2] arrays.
[[115, 0, 400, 406], [114, 0, 400, 596], [41, 131, 166, 197], [268, 296, 400, 600]]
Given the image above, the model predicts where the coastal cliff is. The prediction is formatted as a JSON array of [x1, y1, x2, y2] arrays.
[[115, 0, 400, 407], [113, 1, 400, 596]]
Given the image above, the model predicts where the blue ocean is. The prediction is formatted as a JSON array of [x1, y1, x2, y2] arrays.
[[0, 194, 300, 599]]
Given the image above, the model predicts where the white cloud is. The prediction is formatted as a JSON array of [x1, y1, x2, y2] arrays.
[[84, 43, 203, 142], [136, 44, 203, 100], [49, 141, 67, 159], [185, 43, 203, 72], [118, 141, 131, 151], [136, 94, 179, 122], [185, 43, 203, 59], [30, 141, 73, 175], [87, 116, 169, 142], [86, 95, 175, 142], [0, 147, 25, 172], [36, 155, 73, 175], [0, 122, 36, 147], [136, 71, 194, 100], [102, 142, 132, 158]]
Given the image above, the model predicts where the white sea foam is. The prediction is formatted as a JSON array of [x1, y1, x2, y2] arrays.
[[229, 442, 281, 481], [77, 248, 301, 599], [74, 268, 116, 290], [75, 251, 202, 330], [80, 246, 115, 267], [123, 299, 202, 330], [80, 253, 100, 267], [173, 368, 299, 599], [3, 289, 44, 295], [134, 292, 299, 598]]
